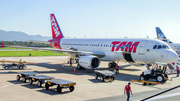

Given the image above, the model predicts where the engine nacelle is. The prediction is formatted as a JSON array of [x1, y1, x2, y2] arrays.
[[79, 56, 100, 69]]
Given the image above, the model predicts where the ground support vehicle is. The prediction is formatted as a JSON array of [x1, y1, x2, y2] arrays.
[[29, 75, 54, 87], [94, 70, 115, 82], [16, 72, 39, 82], [3, 63, 27, 70], [139, 65, 169, 83], [45, 78, 76, 93], [131, 79, 161, 86]]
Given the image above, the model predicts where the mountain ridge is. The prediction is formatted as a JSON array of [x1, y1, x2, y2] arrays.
[[0, 30, 51, 41]]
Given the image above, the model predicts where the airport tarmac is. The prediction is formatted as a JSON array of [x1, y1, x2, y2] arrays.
[[0, 56, 180, 101]]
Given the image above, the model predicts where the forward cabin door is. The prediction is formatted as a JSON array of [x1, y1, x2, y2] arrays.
[[138, 40, 147, 55]]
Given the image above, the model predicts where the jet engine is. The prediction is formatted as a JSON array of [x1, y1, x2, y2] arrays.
[[78, 56, 100, 69]]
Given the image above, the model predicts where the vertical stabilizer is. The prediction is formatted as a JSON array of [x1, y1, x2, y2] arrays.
[[156, 27, 167, 39], [50, 14, 64, 39], [156, 27, 173, 43]]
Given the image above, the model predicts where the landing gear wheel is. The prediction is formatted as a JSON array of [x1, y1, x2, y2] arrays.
[[19, 66, 24, 69], [108, 62, 112, 68], [100, 76, 104, 82], [37, 80, 42, 87], [95, 74, 98, 79], [69, 86, 75, 92], [156, 74, 164, 82], [77, 64, 82, 70], [57, 85, 62, 93], [5, 66, 9, 70], [22, 77, 26, 83], [108, 62, 116, 68], [29, 78, 33, 85], [45, 82, 49, 90], [16, 75, 20, 81]]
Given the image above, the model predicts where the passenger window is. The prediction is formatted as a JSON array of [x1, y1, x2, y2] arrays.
[[157, 45, 162, 49], [153, 45, 157, 49]]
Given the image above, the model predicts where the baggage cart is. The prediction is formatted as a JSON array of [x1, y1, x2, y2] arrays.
[[16, 72, 39, 82], [45, 78, 76, 93], [94, 70, 115, 82], [29, 75, 55, 87]]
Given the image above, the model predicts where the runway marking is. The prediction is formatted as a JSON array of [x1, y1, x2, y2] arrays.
[[0, 82, 17, 89]]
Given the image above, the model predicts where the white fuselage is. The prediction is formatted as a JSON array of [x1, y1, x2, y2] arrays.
[[169, 43, 180, 52], [58, 38, 178, 64]]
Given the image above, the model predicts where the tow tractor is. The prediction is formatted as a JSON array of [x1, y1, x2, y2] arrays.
[[3, 63, 26, 70], [139, 64, 168, 82], [1, 59, 35, 70]]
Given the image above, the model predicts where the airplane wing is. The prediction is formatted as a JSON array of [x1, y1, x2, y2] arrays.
[[2, 45, 106, 58]]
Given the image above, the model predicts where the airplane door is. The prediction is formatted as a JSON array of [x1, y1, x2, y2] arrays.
[[138, 41, 147, 55]]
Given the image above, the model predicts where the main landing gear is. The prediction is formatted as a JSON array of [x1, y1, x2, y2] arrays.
[[108, 61, 117, 68]]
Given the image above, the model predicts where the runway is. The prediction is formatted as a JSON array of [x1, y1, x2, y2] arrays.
[[0, 56, 180, 101]]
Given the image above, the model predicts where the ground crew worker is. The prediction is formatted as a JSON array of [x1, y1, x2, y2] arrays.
[[70, 58, 72, 66], [159, 66, 162, 73], [19, 59, 22, 63], [19, 59, 23, 64], [124, 82, 133, 101], [115, 64, 119, 74], [176, 66, 179, 77]]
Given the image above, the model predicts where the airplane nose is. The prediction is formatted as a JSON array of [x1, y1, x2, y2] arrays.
[[168, 51, 179, 62]]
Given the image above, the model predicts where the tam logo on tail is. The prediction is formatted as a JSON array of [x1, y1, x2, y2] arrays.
[[50, 14, 64, 39]]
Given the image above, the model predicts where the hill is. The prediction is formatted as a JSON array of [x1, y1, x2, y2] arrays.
[[0, 30, 51, 41]]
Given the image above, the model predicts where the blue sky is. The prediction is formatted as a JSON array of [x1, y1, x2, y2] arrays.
[[0, 0, 180, 42]]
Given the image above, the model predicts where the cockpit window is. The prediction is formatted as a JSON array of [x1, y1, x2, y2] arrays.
[[162, 45, 169, 49], [153, 45, 170, 49], [157, 45, 162, 49], [153, 45, 157, 49]]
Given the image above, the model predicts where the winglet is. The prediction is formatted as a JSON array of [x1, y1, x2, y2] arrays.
[[1, 43, 4, 48]]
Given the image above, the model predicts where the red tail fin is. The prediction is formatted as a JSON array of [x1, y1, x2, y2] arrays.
[[50, 14, 64, 39], [1, 43, 4, 48]]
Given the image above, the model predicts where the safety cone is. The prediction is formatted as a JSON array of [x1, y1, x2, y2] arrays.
[[74, 69, 76, 73], [63, 65, 64, 69]]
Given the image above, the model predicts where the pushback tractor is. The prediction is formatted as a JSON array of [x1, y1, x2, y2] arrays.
[[139, 64, 168, 82]]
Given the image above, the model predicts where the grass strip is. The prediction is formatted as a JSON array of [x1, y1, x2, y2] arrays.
[[0, 51, 68, 57]]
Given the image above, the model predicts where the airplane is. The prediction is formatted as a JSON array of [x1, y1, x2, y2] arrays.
[[1, 14, 179, 71], [156, 27, 180, 52]]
